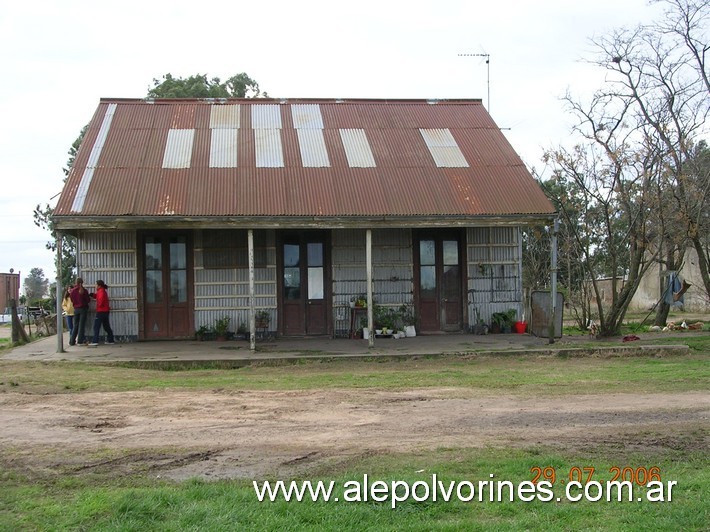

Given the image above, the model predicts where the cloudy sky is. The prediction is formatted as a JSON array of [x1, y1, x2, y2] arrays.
[[0, 0, 664, 292]]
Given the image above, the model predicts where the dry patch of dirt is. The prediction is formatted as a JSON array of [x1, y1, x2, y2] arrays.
[[0, 388, 707, 480]]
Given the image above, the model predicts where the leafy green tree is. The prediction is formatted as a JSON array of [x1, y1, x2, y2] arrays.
[[148, 73, 266, 99], [33, 126, 85, 290], [23, 268, 49, 303]]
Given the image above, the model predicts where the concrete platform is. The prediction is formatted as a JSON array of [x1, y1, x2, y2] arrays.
[[1, 330, 697, 366]]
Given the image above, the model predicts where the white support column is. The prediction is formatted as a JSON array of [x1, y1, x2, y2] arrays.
[[366, 229, 374, 347], [248, 229, 256, 351], [56, 233, 65, 353]]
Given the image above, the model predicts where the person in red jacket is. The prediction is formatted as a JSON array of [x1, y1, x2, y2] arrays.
[[89, 280, 114, 346]]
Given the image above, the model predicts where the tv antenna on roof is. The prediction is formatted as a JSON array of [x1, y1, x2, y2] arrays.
[[458, 53, 490, 113]]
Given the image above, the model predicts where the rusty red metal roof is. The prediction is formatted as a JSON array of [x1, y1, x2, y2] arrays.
[[54, 98, 555, 225]]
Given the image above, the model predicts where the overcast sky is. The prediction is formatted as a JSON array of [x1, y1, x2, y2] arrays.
[[0, 0, 665, 292]]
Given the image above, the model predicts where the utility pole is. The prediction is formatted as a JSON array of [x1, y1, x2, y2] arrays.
[[548, 219, 559, 344], [458, 53, 490, 113]]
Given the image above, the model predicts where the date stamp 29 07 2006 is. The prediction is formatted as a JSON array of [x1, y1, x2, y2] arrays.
[[530, 465, 676, 502], [531, 465, 663, 486]]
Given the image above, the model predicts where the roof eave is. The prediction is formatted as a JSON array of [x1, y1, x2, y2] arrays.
[[53, 213, 558, 233]]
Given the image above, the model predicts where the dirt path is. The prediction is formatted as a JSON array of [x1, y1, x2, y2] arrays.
[[0, 388, 707, 480]]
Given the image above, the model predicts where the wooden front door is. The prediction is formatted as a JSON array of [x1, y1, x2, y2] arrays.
[[415, 232, 464, 332], [143, 234, 193, 339], [280, 232, 329, 336]]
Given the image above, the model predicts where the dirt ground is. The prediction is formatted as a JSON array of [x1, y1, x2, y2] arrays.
[[0, 387, 707, 481]]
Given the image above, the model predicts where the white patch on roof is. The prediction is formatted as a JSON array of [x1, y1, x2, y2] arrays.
[[254, 129, 284, 167], [251, 105, 282, 129], [71, 103, 117, 212], [419, 129, 469, 168], [210, 129, 239, 168], [291, 104, 324, 129], [162, 129, 195, 169], [339, 129, 376, 168], [210, 104, 240, 129], [297, 129, 330, 167]]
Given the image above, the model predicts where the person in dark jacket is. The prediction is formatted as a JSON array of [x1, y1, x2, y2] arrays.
[[89, 280, 114, 346], [69, 278, 91, 345]]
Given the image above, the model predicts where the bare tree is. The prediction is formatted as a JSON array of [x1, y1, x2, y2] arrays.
[[593, 0, 710, 322], [543, 0, 709, 334]]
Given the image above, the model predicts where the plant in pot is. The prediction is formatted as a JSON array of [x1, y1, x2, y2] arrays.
[[397, 304, 417, 337], [351, 294, 368, 308], [491, 309, 516, 333], [214, 316, 231, 341], [195, 324, 212, 341], [373, 305, 396, 335]]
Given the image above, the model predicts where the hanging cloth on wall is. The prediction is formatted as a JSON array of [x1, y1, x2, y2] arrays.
[[664, 272, 691, 307]]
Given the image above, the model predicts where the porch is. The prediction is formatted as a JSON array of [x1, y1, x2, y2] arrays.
[[3, 330, 690, 364]]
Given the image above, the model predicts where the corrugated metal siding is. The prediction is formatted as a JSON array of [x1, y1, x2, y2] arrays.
[[162, 129, 195, 168], [209, 129, 239, 168], [339, 129, 376, 168], [76, 231, 139, 340], [251, 104, 282, 129], [419, 128, 469, 168], [332, 229, 413, 336], [466, 226, 523, 329], [254, 129, 284, 167], [193, 229, 277, 333], [210, 104, 240, 128], [291, 104, 324, 129], [54, 98, 555, 219], [71, 103, 117, 212], [296, 129, 330, 167]]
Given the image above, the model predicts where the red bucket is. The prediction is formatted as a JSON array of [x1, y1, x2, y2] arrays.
[[513, 321, 527, 334]]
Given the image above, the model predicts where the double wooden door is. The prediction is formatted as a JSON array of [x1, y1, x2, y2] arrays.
[[280, 232, 330, 336], [143, 234, 193, 339], [415, 232, 464, 332]]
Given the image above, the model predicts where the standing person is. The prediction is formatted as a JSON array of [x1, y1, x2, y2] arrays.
[[61, 286, 75, 340], [69, 278, 90, 346], [89, 280, 114, 346]]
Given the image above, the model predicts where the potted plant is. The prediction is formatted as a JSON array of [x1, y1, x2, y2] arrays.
[[398, 304, 417, 337], [354, 295, 367, 308], [214, 316, 231, 341], [492, 309, 517, 333], [373, 304, 395, 336], [195, 324, 212, 341]]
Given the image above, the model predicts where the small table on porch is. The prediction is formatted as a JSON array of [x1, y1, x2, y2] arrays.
[[349, 307, 367, 339]]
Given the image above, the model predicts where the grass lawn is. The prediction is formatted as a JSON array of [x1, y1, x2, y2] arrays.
[[0, 338, 708, 530]]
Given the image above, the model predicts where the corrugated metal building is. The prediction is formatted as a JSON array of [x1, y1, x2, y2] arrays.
[[53, 98, 556, 343]]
